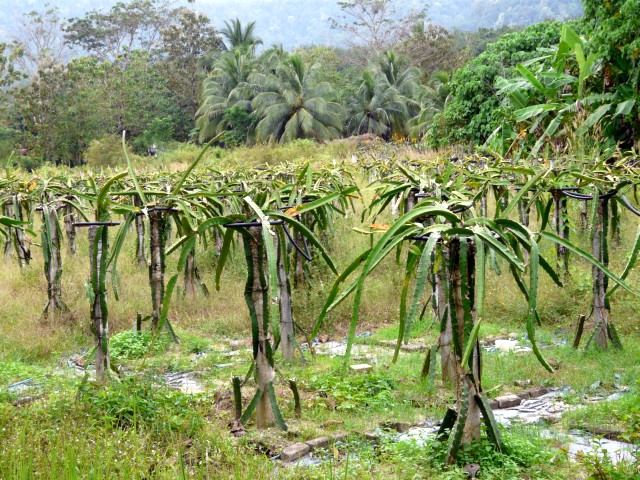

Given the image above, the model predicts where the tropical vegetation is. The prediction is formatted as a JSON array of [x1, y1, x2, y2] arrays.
[[1, 0, 640, 478]]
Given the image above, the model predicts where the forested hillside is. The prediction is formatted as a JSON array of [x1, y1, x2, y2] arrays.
[[0, 0, 583, 49]]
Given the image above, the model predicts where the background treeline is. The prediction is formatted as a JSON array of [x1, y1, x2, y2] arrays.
[[0, 0, 637, 168], [0, 0, 583, 48]]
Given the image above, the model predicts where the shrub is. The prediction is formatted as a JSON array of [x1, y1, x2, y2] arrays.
[[85, 135, 132, 168], [219, 106, 258, 147], [427, 21, 584, 148], [132, 116, 175, 154]]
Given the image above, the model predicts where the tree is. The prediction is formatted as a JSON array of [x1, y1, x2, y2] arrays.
[[494, 25, 635, 158], [252, 56, 345, 143], [329, 0, 427, 54], [426, 21, 578, 148], [346, 70, 408, 138], [583, 0, 640, 147], [0, 43, 24, 132], [160, 9, 224, 120], [409, 70, 451, 139], [13, 50, 181, 165], [376, 52, 422, 99], [375, 51, 424, 136], [399, 23, 467, 77], [116, 51, 183, 140], [196, 49, 257, 142], [219, 106, 258, 147], [10, 7, 70, 78], [453, 26, 522, 58], [64, 0, 172, 65], [0, 43, 23, 89], [220, 18, 263, 52]]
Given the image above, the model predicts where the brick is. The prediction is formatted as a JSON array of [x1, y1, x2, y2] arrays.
[[305, 437, 329, 451], [280, 442, 310, 462], [496, 394, 522, 409], [528, 386, 549, 398]]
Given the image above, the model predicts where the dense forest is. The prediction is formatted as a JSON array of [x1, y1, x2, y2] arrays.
[[0, 0, 636, 169]]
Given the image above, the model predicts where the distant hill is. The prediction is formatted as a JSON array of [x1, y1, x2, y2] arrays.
[[0, 0, 583, 50]]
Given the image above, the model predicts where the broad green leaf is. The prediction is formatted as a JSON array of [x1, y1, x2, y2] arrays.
[[614, 100, 635, 116]]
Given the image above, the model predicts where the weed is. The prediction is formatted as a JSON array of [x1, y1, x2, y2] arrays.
[[306, 371, 398, 412], [109, 330, 171, 360], [77, 376, 202, 434], [575, 440, 640, 479]]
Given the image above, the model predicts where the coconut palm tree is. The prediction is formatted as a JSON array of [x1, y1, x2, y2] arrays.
[[251, 55, 344, 143], [220, 18, 263, 53], [409, 70, 451, 139], [376, 51, 424, 104], [258, 44, 288, 74], [195, 49, 256, 141], [345, 69, 408, 139], [345, 52, 424, 139]]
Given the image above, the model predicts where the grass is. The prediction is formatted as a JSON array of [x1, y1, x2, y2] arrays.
[[1, 141, 640, 478]]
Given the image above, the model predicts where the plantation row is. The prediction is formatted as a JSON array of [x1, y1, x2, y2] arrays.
[[1, 141, 640, 464]]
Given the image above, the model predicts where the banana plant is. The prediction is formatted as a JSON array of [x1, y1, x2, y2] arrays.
[[495, 25, 636, 158]]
